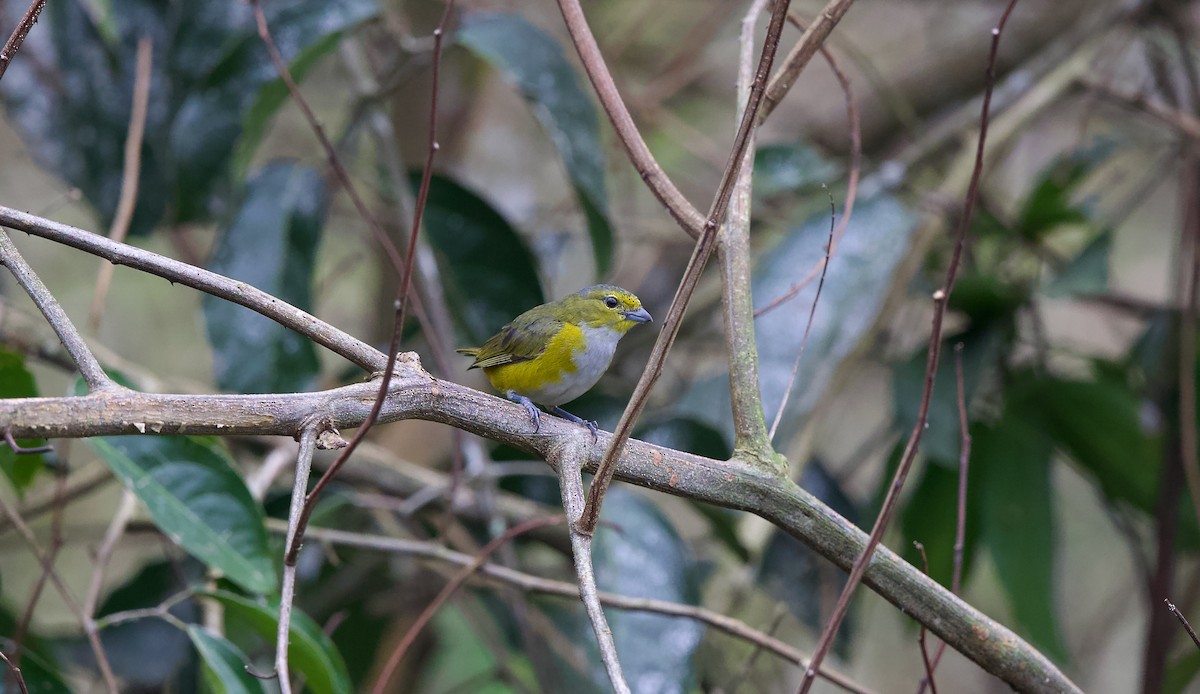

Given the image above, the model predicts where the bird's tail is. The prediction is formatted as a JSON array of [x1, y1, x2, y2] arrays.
[[455, 347, 481, 370]]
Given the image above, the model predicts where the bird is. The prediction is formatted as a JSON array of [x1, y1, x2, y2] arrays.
[[456, 284, 653, 439]]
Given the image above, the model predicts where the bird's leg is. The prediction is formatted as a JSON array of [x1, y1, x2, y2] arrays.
[[549, 406, 599, 442], [505, 391, 542, 433]]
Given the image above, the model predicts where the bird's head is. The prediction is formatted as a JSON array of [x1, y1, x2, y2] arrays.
[[560, 284, 653, 333]]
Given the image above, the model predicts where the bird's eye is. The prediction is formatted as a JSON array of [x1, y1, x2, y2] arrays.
[[604, 296, 619, 309]]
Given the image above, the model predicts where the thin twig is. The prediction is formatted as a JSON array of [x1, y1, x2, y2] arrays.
[[82, 490, 138, 619], [580, 0, 795, 535], [768, 190, 835, 440], [275, 425, 318, 693], [754, 10, 861, 319], [11, 467, 68, 672], [912, 542, 938, 694], [248, 0, 403, 275], [0, 495, 119, 692], [279, 0, 455, 569], [369, 515, 565, 694], [3, 428, 50, 454], [0, 207, 385, 372], [0, 466, 112, 537], [1166, 599, 1200, 650], [555, 0, 707, 238], [1177, 146, 1200, 538], [556, 437, 631, 693], [758, 0, 856, 123], [0, 648, 27, 694], [0, 231, 117, 391], [917, 343, 973, 693], [89, 37, 153, 330], [951, 343, 971, 596], [0, 0, 47, 82], [796, 4, 1019, 691], [269, 521, 873, 693]]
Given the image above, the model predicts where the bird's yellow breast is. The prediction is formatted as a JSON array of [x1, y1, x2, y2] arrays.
[[483, 322, 583, 396], [482, 322, 621, 407]]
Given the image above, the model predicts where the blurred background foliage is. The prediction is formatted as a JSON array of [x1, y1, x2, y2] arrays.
[[1, 0, 1199, 692]]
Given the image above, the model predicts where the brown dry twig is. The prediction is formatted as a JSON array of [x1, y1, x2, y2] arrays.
[[555, 0, 707, 239], [89, 37, 153, 329], [796, 3, 1020, 691], [369, 515, 565, 694], [1166, 599, 1200, 651], [0, 0, 48, 82], [580, 0, 795, 535]]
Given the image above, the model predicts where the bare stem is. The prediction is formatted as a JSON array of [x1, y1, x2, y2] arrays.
[[796, 4, 1019, 691], [0, 231, 117, 391], [275, 425, 318, 693], [0, 496, 119, 692], [89, 37, 153, 330], [718, 0, 774, 461], [266, 521, 874, 693], [1166, 599, 1200, 650], [0, 0, 48, 82], [368, 515, 564, 694], [555, 0, 706, 238], [759, 0, 857, 123], [0, 206, 385, 371], [579, 0, 795, 535], [555, 437, 630, 693]]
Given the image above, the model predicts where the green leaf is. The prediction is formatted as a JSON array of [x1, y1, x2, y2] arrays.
[[901, 457, 981, 590], [418, 606, 531, 694], [0, 347, 46, 493], [459, 12, 613, 274], [1166, 650, 1200, 694], [203, 162, 325, 394], [753, 140, 841, 199], [87, 437, 275, 594], [976, 413, 1068, 663], [680, 194, 919, 442], [893, 326, 1006, 463], [205, 590, 351, 694], [230, 0, 379, 177], [1016, 375, 1160, 512], [1016, 140, 1114, 240], [1, 0, 377, 231], [542, 490, 702, 692], [187, 626, 266, 694], [422, 174, 545, 346], [1042, 231, 1112, 298]]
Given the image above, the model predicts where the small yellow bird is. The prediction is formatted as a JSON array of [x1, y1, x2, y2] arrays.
[[457, 285, 653, 438]]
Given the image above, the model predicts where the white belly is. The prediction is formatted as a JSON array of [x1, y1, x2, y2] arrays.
[[526, 325, 622, 406]]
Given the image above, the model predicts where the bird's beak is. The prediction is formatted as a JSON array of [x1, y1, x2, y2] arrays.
[[624, 307, 653, 323]]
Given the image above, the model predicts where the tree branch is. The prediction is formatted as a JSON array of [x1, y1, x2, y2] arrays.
[[579, 0, 795, 536], [276, 522, 874, 693], [0, 206, 386, 372], [0, 231, 118, 391], [553, 436, 630, 693], [0, 370, 1078, 692], [555, 0, 707, 239], [0, 0, 47, 82], [758, 0, 856, 123]]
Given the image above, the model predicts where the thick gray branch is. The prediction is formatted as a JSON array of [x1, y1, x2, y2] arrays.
[[1, 367, 1079, 693]]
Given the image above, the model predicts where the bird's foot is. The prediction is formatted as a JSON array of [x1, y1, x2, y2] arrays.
[[506, 392, 542, 433], [550, 406, 599, 442]]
